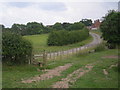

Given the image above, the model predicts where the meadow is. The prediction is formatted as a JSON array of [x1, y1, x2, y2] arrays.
[[90, 29, 102, 36], [2, 30, 118, 88], [23, 33, 93, 54], [2, 49, 118, 88]]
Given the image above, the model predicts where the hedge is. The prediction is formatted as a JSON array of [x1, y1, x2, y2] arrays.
[[47, 28, 89, 46], [2, 31, 33, 65]]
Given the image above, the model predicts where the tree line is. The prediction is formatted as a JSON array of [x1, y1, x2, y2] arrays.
[[1, 19, 92, 65], [1, 19, 92, 36]]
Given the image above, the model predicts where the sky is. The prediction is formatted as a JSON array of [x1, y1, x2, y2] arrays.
[[0, 0, 119, 28]]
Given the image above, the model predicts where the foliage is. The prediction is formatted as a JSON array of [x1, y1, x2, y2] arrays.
[[52, 22, 64, 30], [95, 42, 106, 52], [47, 28, 89, 46], [100, 10, 120, 48], [2, 31, 33, 65], [0, 24, 5, 29], [25, 22, 45, 35], [67, 22, 85, 31], [11, 24, 26, 35], [3, 21, 85, 36], [2, 49, 118, 88], [52, 22, 85, 31], [24, 33, 93, 54], [4, 22, 48, 36], [62, 22, 72, 30], [80, 19, 93, 26]]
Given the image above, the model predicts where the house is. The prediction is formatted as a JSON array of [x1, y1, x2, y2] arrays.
[[91, 19, 101, 30]]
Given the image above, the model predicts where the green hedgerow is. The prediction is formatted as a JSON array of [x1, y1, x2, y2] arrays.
[[47, 28, 89, 46], [2, 31, 33, 65]]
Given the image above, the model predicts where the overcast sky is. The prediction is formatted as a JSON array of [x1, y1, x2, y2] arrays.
[[0, 0, 119, 28]]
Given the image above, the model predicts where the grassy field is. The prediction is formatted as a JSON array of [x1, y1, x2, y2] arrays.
[[0, 63, 2, 89], [90, 29, 102, 36], [23, 33, 93, 54], [2, 49, 118, 88]]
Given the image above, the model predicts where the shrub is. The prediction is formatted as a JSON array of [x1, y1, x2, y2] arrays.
[[47, 28, 89, 46], [95, 42, 106, 52], [100, 10, 120, 48], [2, 31, 33, 65]]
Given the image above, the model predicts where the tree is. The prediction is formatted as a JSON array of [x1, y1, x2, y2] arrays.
[[47, 28, 89, 46], [0, 24, 5, 29], [67, 22, 85, 31], [52, 22, 63, 30], [26, 22, 44, 35], [0, 24, 5, 32], [62, 22, 71, 30], [2, 31, 32, 65], [100, 10, 120, 48], [80, 19, 92, 26], [11, 24, 26, 35]]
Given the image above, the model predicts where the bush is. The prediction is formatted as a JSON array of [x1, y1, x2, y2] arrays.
[[95, 42, 106, 52], [100, 10, 120, 48], [47, 28, 89, 46], [2, 31, 33, 65]]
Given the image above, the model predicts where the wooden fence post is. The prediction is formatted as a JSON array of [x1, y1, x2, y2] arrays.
[[72, 49, 74, 54], [53, 52, 55, 60], [75, 48, 77, 54], [60, 51, 62, 59], [43, 50, 47, 66], [59, 51, 61, 59], [63, 51, 64, 58], [49, 50, 51, 60], [57, 51, 59, 58], [76, 48, 78, 53]]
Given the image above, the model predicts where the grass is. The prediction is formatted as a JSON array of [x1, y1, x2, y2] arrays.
[[70, 59, 118, 88], [0, 63, 2, 89], [2, 49, 118, 88], [23, 33, 93, 54], [90, 29, 102, 36]]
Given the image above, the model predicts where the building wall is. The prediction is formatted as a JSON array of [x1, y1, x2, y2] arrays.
[[91, 19, 101, 30]]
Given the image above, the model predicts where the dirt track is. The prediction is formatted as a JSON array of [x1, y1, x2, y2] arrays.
[[22, 63, 72, 83]]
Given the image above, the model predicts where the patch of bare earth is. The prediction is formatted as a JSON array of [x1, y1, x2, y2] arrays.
[[22, 63, 72, 83], [102, 55, 118, 59], [52, 64, 94, 88], [103, 69, 108, 75]]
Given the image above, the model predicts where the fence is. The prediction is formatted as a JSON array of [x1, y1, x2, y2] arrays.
[[31, 32, 102, 66], [32, 45, 96, 66]]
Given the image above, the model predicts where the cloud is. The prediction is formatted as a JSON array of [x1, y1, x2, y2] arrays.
[[36, 2, 67, 11], [6, 2, 67, 11], [6, 2, 31, 8], [0, 2, 118, 28]]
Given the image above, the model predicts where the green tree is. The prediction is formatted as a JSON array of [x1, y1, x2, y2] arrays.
[[67, 22, 85, 31], [47, 28, 89, 46], [2, 31, 32, 65], [80, 19, 92, 26], [0, 24, 5, 29], [100, 10, 120, 48], [52, 22, 63, 30], [62, 22, 72, 30], [11, 24, 26, 35], [26, 22, 44, 35]]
